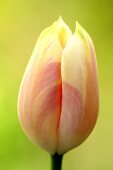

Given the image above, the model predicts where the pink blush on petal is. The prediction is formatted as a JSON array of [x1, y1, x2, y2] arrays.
[[60, 82, 83, 132], [58, 82, 84, 153]]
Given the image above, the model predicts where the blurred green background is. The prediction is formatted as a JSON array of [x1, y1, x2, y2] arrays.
[[0, 0, 113, 169]]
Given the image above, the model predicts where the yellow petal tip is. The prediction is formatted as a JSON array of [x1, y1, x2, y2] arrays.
[[56, 17, 72, 48], [75, 21, 91, 42]]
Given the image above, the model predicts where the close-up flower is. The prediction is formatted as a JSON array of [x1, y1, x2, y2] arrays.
[[18, 17, 99, 169], [1, 0, 113, 169]]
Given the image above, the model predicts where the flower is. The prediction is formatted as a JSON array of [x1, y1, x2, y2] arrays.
[[18, 17, 99, 155]]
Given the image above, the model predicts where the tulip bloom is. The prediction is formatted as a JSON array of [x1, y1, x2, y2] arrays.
[[18, 17, 99, 155]]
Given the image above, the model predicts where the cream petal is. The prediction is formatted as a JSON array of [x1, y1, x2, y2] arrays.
[[58, 22, 99, 154]]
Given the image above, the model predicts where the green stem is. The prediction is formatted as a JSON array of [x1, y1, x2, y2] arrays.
[[51, 153, 63, 170]]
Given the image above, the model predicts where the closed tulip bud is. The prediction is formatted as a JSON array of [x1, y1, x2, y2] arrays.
[[18, 17, 99, 155]]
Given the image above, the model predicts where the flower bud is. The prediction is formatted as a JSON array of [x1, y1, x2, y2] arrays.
[[18, 17, 99, 155]]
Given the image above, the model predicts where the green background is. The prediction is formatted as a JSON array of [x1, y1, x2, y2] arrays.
[[0, 0, 113, 169]]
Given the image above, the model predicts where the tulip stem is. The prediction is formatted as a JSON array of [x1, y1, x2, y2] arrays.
[[51, 153, 63, 170]]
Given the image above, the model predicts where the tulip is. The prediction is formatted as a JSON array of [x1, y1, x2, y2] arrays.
[[18, 17, 99, 158]]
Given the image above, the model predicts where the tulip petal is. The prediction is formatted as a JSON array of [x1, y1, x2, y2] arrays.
[[58, 22, 99, 154], [18, 18, 72, 154]]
